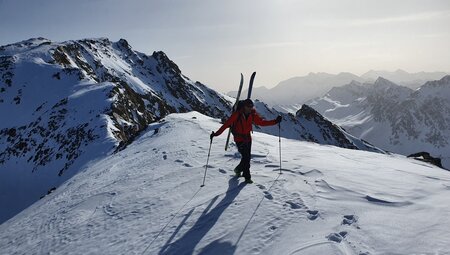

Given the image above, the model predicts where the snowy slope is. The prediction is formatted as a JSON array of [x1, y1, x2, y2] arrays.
[[307, 76, 450, 169], [1, 112, 449, 255]]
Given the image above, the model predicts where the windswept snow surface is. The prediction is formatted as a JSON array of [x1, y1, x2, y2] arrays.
[[1, 112, 450, 255]]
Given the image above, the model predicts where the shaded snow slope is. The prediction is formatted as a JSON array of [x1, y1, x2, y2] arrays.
[[1, 112, 449, 255]]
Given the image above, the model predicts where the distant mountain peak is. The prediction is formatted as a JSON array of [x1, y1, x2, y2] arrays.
[[373, 77, 397, 87], [394, 69, 408, 74]]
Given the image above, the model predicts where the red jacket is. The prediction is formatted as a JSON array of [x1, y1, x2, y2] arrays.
[[215, 109, 278, 142]]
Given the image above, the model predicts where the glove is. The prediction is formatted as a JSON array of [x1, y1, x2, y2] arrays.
[[210, 131, 216, 140], [275, 115, 282, 123]]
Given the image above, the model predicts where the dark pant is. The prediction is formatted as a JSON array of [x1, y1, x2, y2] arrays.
[[236, 141, 252, 180]]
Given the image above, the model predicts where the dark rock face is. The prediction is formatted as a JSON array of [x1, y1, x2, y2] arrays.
[[296, 105, 357, 150], [407, 152, 445, 169]]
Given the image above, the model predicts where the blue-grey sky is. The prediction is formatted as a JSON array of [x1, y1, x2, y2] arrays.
[[1, 0, 449, 92]]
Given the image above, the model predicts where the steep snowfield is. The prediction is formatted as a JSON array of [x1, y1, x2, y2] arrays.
[[1, 112, 449, 255]]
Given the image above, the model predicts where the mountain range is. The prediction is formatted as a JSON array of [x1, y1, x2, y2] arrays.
[[307, 76, 450, 169], [361, 69, 448, 89], [228, 70, 448, 112]]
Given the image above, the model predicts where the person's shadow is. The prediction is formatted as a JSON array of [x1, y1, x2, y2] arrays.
[[158, 178, 245, 255]]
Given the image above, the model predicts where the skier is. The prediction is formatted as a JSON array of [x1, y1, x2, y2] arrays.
[[210, 99, 282, 184]]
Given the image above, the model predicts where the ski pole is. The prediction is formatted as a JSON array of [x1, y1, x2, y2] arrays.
[[201, 132, 214, 187], [278, 122, 282, 174]]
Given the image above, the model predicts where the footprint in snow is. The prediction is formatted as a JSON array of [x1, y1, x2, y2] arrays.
[[342, 215, 358, 226], [263, 191, 273, 200], [218, 169, 226, 174], [183, 163, 193, 167], [163, 155, 167, 160], [326, 231, 347, 243], [285, 201, 303, 209], [264, 164, 279, 168], [174, 159, 183, 163], [256, 184, 266, 190], [306, 210, 319, 220]]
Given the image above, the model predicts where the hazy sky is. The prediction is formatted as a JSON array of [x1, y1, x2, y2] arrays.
[[1, 0, 449, 92]]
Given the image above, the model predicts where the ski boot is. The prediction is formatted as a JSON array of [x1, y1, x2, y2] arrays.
[[234, 166, 242, 177]]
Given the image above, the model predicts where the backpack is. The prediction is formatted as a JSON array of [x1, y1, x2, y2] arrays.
[[235, 100, 246, 112], [231, 100, 253, 136], [230, 100, 245, 135]]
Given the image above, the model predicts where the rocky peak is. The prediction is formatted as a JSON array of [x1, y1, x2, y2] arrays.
[[422, 75, 450, 88], [117, 38, 131, 49], [0, 37, 52, 55], [295, 104, 381, 151], [152, 51, 182, 75], [373, 77, 397, 88], [296, 104, 323, 121]]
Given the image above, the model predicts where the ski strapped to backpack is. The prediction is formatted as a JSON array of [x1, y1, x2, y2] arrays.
[[224, 72, 256, 151], [247, 71, 256, 99], [225, 74, 244, 151]]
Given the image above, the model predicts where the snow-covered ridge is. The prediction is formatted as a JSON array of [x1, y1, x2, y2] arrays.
[[1, 112, 449, 254], [307, 76, 450, 169]]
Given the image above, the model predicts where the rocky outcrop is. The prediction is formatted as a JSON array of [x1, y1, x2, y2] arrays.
[[407, 152, 445, 169], [296, 105, 358, 149]]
